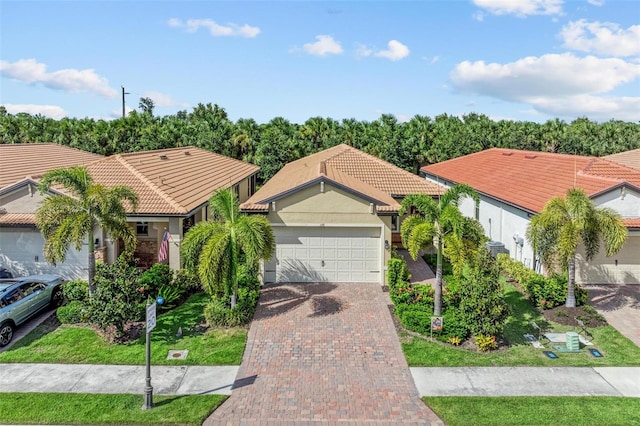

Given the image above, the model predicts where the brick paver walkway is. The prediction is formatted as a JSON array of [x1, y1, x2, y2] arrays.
[[587, 284, 640, 347], [205, 282, 443, 425]]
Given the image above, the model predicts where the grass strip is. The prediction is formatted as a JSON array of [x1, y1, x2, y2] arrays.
[[424, 396, 640, 426], [0, 293, 247, 365], [0, 392, 226, 425]]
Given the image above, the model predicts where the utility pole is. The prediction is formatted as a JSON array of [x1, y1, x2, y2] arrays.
[[121, 86, 130, 118]]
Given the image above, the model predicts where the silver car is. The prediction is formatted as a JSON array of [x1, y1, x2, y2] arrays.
[[0, 274, 65, 347]]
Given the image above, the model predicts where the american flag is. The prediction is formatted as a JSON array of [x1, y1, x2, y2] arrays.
[[158, 230, 170, 262]]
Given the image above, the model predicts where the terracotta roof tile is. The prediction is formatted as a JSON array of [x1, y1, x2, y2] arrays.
[[87, 147, 259, 215], [0, 143, 103, 189], [605, 149, 640, 170], [623, 218, 640, 229], [1, 144, 259, 216], [0, 213, 36, 225], [241, 144, 444, 212], [421, 148, 640, 215]]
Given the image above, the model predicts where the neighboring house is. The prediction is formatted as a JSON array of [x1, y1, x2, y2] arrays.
[[240, 144, 445, 285], [0, 144, 104, 278], [0, 144, 259, 278], [605, 148, 640, 170], [421, 148, 640, 285]]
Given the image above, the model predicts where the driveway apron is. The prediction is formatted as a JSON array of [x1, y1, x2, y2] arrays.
[[205, 282, 442, 425]]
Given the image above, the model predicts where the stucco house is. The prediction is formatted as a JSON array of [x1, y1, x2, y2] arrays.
[[240, 144, 445, 285], [421, 148, 640, 285], [0, 144, 259, 279]]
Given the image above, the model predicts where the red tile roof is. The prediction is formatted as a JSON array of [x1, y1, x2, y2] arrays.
[[241, 144, 444, 212], [0, 143, 103, 189], [421, 148, 640, 215]]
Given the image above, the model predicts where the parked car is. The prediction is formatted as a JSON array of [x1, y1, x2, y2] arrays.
[[0, 274, 65, 347], [0, 268, 13, 279]]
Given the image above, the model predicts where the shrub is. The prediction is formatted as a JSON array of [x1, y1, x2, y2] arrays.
[[62, 279, 89, 303], [474, 334, 498, 352], [88, 257, 144, 339], [390, 283, 434, 309], [56, 301, 89, 324], [172, 268, 201, 293], [437, 307, 470, 342], [204, 288, 260, 327], [387, 257, 410, 290], [442, 275, 462, 308], [458, 250, 510, 338], [138, 263, 173, 296], [395, 304, 432, 335], [157, 284, 185, 310]]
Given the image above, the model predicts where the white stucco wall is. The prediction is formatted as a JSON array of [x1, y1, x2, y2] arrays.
[[592, 186, 640, 218]]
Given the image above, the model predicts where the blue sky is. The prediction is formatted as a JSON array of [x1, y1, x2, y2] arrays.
[[1, 0, 639, 124]]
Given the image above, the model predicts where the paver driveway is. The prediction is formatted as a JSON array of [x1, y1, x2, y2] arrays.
[[205, 282, 443, 425]]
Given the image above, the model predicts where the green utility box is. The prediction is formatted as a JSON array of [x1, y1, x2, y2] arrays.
[[566, 331, 580, 352]]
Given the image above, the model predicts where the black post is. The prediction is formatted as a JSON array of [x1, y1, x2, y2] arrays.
[[142, 328, 153, 409], [121, 86, 130, 118]]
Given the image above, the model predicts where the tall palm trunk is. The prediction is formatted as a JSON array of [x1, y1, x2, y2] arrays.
[[566, 256, 576, 308], [229, 227, 238, 308], [88, 227, 96, 297], [434, 237, 443, 315]]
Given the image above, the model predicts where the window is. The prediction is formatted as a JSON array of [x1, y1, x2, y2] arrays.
[[136, 222, 148, 236], [391, 215, 399, 232], [475, 203, 480, 220], [250, 175, 256, 196]]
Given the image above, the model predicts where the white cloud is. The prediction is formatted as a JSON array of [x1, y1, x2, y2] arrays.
[[374, 40, 410, 61], [587, 0, 604, 6], [168, 18, 260, 38], [450, 53, 640, 120], [560, 20, 640, 57], [303, 35, 343, 56], [142, 91, 179, 108], [0, 59, 117, 98], [3, 103, 67, 119], [472, 0, 563, 17], [110, 106, 135, 119], [355, 43, 373, 59]]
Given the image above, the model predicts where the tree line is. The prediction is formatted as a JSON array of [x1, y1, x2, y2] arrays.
[[1, 102, 639, 181]]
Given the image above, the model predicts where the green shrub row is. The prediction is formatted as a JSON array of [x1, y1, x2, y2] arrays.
[[496, 254, 587, 309]]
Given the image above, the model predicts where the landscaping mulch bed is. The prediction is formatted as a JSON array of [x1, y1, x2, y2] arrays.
[[540, 305, 607, 327]]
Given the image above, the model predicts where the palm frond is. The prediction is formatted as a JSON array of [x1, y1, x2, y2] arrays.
[[38, 166, 92, 198], [407, 222, 436, 260]]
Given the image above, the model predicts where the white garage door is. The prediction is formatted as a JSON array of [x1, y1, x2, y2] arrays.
[[0, 228, 88, 279], [265, 227, 381, 283]]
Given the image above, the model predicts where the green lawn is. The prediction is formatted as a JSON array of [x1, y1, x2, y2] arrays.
[[0, 293, 247, 365], [424, 396, 640, 426], [0, 392, 225, 425], [403, 284, 640, 367]]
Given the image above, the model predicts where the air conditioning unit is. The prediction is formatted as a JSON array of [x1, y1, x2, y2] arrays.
[[485, 241, 509, 257]]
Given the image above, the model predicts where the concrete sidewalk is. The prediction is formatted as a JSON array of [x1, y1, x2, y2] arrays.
[[2, 363, 638, 397], [0, 363, 238, 395], [411, 367, 640, 397]]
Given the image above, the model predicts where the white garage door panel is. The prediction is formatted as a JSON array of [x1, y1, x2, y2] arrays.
[[0, 229, 88, 279], [266, 227, 381, 283]]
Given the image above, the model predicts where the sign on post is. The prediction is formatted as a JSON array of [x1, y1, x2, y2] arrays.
[[430, 316, 443, 340], [146, 302, 156, 333]]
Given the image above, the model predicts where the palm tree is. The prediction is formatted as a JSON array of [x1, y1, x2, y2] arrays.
[[400, 185, 480, 315], [181, 188, 275, 307], [36, 166, 138, 295], [526, 188, 627, 307]]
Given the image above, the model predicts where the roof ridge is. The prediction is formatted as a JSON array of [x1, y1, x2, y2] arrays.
[[115, 155, 187, 214]]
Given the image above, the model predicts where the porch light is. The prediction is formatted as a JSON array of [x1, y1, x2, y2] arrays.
[[385, 240, 390, 250]]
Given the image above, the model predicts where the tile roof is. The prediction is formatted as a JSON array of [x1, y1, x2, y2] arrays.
[[241, 144, 445, 212], [0, 213, 36, 225], [1, 144, 259, 216], [421, 148, 640, 215], [605, 149, 640, 171], [623, 218, 640, 229], [0, 143, 103, 189], [86, 147, 259, 215]]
